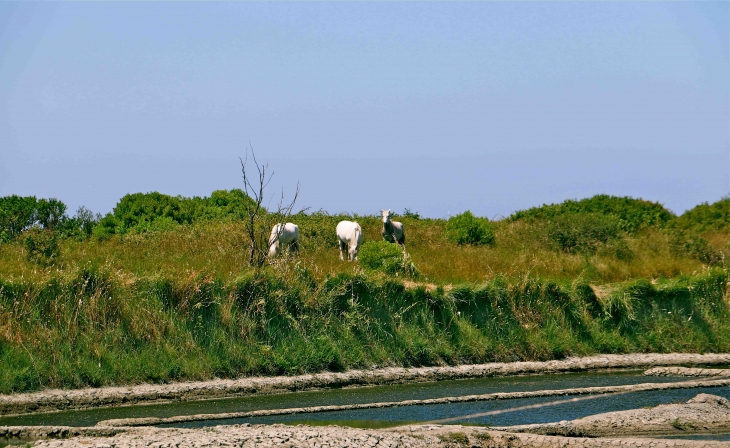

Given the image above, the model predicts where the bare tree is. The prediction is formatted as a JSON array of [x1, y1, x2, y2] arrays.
[[240, 146, 301, 267]]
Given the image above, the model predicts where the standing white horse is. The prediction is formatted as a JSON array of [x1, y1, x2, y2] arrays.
[[381, 209, 405, 245], [268, 223, 300, 257], [336, 220, 362, 261]]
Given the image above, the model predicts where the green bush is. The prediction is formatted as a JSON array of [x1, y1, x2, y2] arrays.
[[101, 189, 260, 236], [0, 195, 38, 239], [545, 212, 621, 254], [445, 211, 495, 246], [113, 192, 188, 231], [35, 198, 67, 230], [673, 197, 730, 233], [59, 206, 99, 240], [0, 196, 74, 242], [359, 241, 419, 277], [510, 194, 674, 233], [23, 228, 59, 264]]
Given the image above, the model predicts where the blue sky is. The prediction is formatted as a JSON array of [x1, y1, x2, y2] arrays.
[[1, 1, 728, 219]]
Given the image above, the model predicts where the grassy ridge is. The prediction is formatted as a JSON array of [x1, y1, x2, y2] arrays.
[[0, 263, 728, 394], [1, 193, 730, 393]]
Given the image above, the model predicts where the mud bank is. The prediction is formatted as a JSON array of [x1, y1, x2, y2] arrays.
[[645, 367, 730, 377], [493, 393, 730, 438], [2, 353, 729, 416], [17, 422, 730, 447]]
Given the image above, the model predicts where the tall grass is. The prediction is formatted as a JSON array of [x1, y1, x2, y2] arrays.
[[0, 262, 728, 394]]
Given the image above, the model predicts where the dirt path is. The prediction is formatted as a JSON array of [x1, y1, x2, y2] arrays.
[[2, 353, 729, 416]]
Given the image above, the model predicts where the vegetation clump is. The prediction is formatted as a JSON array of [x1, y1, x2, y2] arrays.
[[445, 211, 495, 246], [93, 189, 258, 238], [359, 241, 419, 277], [0, 195, 69, 242], [545, 212, 621, 254], [510, 194, 674, 233], [23, 228, 59, 265], [672, 197, 730, 233]]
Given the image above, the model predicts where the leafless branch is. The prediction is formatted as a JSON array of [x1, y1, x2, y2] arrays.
[[240, 144, 304, 267]]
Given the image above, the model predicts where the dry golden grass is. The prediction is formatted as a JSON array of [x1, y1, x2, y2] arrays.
[[0, 217, 724, 286]]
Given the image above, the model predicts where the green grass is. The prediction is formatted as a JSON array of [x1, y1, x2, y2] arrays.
[[0, 259, 728, 393]]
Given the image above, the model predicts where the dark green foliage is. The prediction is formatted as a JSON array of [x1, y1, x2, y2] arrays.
[[113, 192, 188, 230], [94, 189, 259, 237], [59, 206, 100, 240], [510, 194, 674, 233], [23, 228, 59, 264], [0, 195, 38, 240], [545, 212, 621, 254], [445, 211, 495, 246], [402, 208, 421, 219], [673, 197, 730, 233], [0, 195, 70, 241], [359, 241, 419, 277], [0, 196, 93, 242], [34, 198, 67, 230]]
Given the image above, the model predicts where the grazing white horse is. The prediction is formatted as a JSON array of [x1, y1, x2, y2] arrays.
[[336, 220, 362, 261], [268, 223, 300, 257], [381, 209, 405, 245]]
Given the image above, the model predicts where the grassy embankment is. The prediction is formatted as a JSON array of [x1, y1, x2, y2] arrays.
[[0, 193, 729, 393]]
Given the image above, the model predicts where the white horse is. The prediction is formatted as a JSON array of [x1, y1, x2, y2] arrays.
[[381, 209, 405, 245], [268, 223, 300, 257], [336, 220, 362, 261]]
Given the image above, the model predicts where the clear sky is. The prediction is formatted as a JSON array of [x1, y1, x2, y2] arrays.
[[1, 1, 728, 219]]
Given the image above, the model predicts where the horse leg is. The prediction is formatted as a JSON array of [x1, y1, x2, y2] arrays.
[[339, 241, 346, 261]]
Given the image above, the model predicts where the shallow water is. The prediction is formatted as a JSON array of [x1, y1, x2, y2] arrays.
[[659, 433, 730, 441], [168, 386, 730, 429], [0, 370, 714, 428]]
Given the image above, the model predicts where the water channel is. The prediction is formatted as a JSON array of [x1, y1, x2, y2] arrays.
[[2, 369, 728, 435]]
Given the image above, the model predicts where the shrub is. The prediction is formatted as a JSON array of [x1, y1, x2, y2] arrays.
[[402, 208, 420, 219], [0, 196, 39, 242], [100, 189, 260, 236], [23, 228, 59, 264], [35, 198, 67, 230], [0, 196, 72, 241], [113, 192, 188, 231], [673, 197, 730, 233], [92, 214, 118, 240], [510, 194, 674, 232], [545, 212, 621, 254], [359, 241, 419, 277], [445, 211, 495, 246]]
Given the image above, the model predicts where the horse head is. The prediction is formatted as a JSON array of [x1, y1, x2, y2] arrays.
[[381, 209, 391, 225]]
